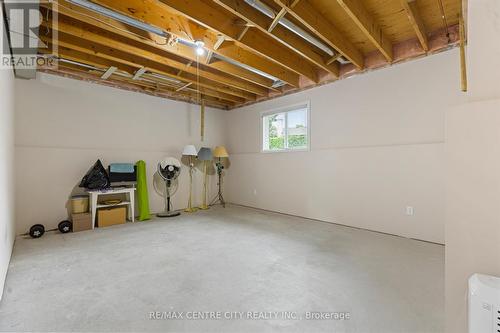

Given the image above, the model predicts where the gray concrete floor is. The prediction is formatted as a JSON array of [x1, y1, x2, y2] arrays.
[[0, 205, 444, 333]]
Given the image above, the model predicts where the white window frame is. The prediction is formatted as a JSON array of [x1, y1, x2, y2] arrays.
[[260, 101, 310, 153]]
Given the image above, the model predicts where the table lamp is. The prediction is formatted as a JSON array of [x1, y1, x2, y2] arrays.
[[197, 147, 212, 210], [211, 146, 229, 207], [182, 145, 198, 213]]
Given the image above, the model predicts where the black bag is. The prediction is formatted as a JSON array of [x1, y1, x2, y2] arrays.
[[79, 160, 110, 190]]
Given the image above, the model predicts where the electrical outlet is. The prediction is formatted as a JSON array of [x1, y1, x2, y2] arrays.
[[253, 189, 257, 196], [406, 206, 414, 216]]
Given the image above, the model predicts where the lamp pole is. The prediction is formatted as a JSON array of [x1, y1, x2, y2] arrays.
[[199, 160, 210, 210], [185, 155, 197, 212], [210, 157, 225, 207]]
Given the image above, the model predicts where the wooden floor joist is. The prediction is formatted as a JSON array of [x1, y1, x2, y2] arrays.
[[239, 24, 462, 109], [49, 1, 278, 91], [88, 0, 301, 87], [42, 34, 247, 104], [158, 0, 320, 82], [41, 65, 232, 109], [273, 0, 365, 69], [268, 8, 287, 32], [401, 0, 429, 51], [335, 0, 393, 62], [36, 0, 462, 109], [213, 0, 339, 77], [41, 18, 262, 100]]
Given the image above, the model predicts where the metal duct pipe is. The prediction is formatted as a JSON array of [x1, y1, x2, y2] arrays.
[[244, 0, 335, 57], [148, 72, 183, 84], [67, 0, 166, 36], [213, 53, 279, 81], [58, 58, 100, 70]]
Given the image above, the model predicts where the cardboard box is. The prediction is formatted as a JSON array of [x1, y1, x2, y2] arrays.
[[97, 206, 126, 227], [71, 195, 89, 214], [72, 213, 92, 232]]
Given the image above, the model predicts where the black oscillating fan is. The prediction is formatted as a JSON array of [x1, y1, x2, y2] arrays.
[[156, 157, 181, 218]]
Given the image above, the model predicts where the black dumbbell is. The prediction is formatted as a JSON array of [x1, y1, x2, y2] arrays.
[[58, 220, 73, 233], [29, 224, 45, 238]]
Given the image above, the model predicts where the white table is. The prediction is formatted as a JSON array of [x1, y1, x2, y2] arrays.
[[87, 187, 135, 229]]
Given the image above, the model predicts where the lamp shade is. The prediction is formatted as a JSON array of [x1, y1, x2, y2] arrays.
[[213, 146, 229, 158], [197, 147, 213, 161], [182, 144, 198, 156]]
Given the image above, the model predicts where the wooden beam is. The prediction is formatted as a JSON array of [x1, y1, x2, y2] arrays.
[[205, 50, 213, 64], [213, 35, 226, 50], [132, 67, 146, 80], [177, 61, 192, 76], [176, 82, 193, 91], [157, 0, 319, 82], [88, 0, 301, 87], [43, 17, 262, 99], [213, 0, 339, 77], [459, 14, 467, 92], [268, 8, 287, 32], [52, 0, 277, 90], [338, 24, 459, 76], [336, 0, 393, 61], [236, 24, 460, 109], [237, 26, 250, 41], [41, 37, 247, 104], [400, 0, 429, 51], [101, 66, 117, 79], [326, 54, 342, 65], [40, 65, 231, 109], [273, 0, 364, 69]]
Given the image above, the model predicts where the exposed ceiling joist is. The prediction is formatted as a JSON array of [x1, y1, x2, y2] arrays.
[[41, 36, 247, 104], [273, 0, 365, 69], [37, 0, 462, 109], [42, 17, 263, 100], [157, 0, 320, 83], [400, 0, 429, 51], [53, 0, 277, 90], [213, 0, 339, 77], [335, 0, 393, 61], [45, 64, 232, 109], [89, 0, 301, 87]]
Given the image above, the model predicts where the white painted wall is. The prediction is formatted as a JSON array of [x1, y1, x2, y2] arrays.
[[445, 99, 500, 333], [225, 50, 466, 244], [14, 73, 227, 234], [445, 0, 500, 331], [0, 8, 16, 301]]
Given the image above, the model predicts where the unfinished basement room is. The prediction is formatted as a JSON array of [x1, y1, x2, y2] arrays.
[[0, 0, 499, 332]]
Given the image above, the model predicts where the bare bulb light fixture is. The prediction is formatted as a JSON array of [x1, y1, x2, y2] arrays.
[[195, 41, 205, 56]]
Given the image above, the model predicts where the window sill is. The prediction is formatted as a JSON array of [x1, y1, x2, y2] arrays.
[[261, 147, 310, 154]]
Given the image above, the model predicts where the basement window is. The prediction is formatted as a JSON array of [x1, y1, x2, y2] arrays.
[[262, 102, 310, 152]]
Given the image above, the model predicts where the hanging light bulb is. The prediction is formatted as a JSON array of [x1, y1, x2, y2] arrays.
[[195, 40, 205, 56]]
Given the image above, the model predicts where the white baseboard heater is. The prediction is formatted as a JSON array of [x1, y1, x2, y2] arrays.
[[469, 273, 500, 333]]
